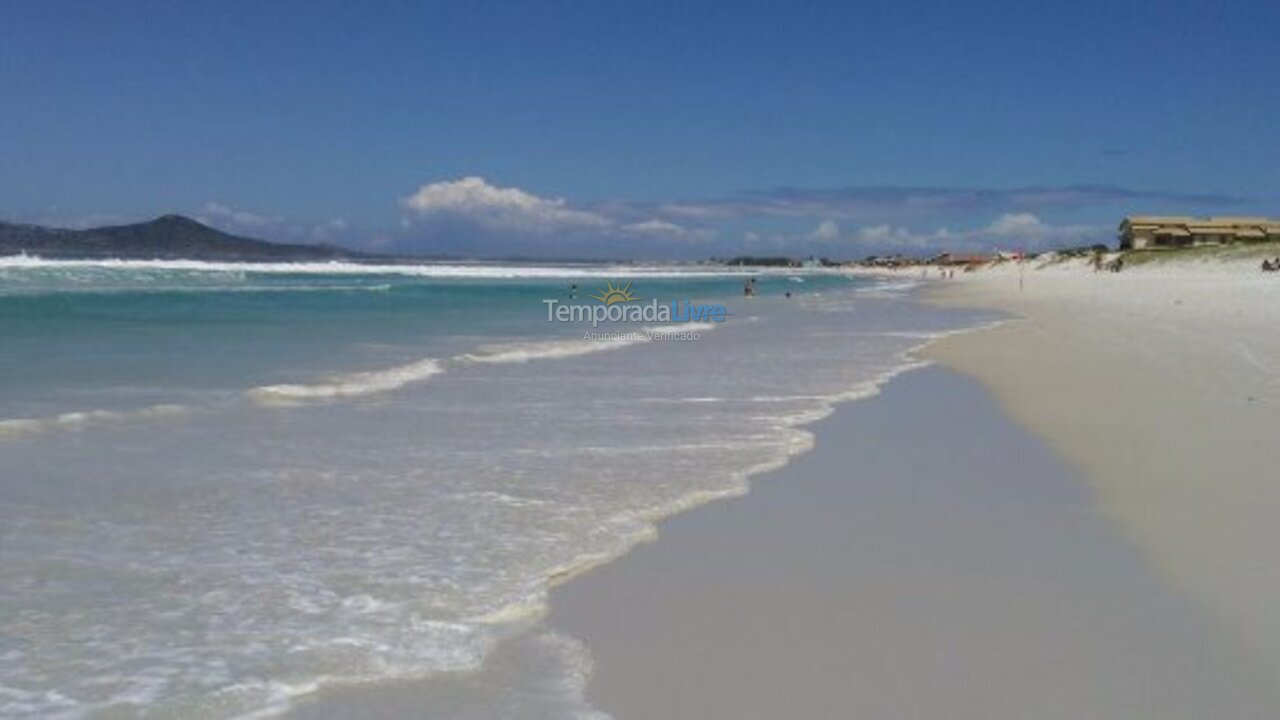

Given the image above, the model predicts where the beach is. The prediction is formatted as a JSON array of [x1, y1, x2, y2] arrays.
[[6, 259, 1279, 718], [924, 261, 1280, 683], [546, 260, 1280, 718]]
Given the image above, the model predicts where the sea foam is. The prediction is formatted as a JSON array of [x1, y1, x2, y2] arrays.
[[458, 322, 717, 365], [249, 358, 445, 403], [0, 404, 188, 439]]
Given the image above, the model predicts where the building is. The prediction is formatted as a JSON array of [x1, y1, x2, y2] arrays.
[[929, 252, 994, 267], [1119, 216, 1280, 250]]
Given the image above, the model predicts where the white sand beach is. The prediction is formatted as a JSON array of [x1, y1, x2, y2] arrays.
[[924, 258, 1280, 682]]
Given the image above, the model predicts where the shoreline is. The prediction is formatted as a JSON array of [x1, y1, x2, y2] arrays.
[[276, 264, 1280, 718], [281, 340, 938, 719], [548, 363, 1275, 718], [275, 284, 955, 719]]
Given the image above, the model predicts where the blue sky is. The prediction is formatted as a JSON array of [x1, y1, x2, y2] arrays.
[[2, 0, 1277, 258]]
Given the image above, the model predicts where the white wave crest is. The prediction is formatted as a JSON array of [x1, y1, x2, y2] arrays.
[[457, 337, 645, 365], [458, 322, 716, 365], [0, 404, 188, 440], [249, 358, 445, 403]]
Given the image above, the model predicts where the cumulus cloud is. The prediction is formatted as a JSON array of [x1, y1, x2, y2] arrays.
[[741, 213, 1105, 256], [987, 212, 1044, 236], [401, 176, 612, 233], [810, 220, 840, 241], [846, 213, 1103, 252], [619, 218, 713, 242], [196, 201, 349, 245], [199, 201, 280, 229], [396, 177, 710, 256]]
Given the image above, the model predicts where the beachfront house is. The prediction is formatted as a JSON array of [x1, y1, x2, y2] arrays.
[[930, 252, 994, 267], [1118, 216, 1280, 250]]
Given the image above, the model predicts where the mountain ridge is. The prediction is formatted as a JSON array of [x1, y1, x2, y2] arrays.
[[0, 215, 369, 261]]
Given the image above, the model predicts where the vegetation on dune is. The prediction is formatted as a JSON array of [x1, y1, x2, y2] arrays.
[[1120, 241, 1280, 267]]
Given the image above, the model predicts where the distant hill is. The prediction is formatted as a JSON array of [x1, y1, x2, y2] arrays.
[[0, 215, 368, 261]]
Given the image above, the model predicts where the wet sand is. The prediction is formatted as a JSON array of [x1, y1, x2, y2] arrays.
[[549, 366, 1276, 718]]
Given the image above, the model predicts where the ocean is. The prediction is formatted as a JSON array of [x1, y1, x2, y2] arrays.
[[0, 258, 994, 718]]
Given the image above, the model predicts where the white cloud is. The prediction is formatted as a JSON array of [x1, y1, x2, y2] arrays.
[[196, 201, 353, 246], [622, 218, 683, 235], [199, 201, 279, 229], [854, 224, 917, 244], [810, 220, 840, 241], [397, 177, 709, 253], [980, 213, 1100, 247], [309, 218, 348, 241], [741, 213, 1104, 255], [401, 176, 611, 233], [854, 224, 889, 241], [620, 219, 714, 242], [843, 213, 1101, 251], [987, 212, 1045, 236]]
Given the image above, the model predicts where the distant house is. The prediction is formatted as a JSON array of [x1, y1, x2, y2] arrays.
[[1119, 216, 1280, 250], [930, 252, 993, 267]]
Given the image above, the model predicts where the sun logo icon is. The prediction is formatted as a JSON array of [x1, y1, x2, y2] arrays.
[[589, 280, 641, 305]]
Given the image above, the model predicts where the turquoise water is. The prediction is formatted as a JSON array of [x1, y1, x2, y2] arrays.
[[0, 264, 842, 420], [0, 259, 993, 718]]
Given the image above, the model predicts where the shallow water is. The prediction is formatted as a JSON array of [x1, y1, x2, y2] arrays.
[[0, 261, 996, 718]]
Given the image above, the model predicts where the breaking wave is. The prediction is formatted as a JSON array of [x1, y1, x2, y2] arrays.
[[0, 404, 188, 439], [458, 322, 717, 365], [249, 358, 446, 403]]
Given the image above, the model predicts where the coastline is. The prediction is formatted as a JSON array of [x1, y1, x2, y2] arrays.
[[549, 364, 1276, 718], [15, 260, 1278, 717], [284, 265, 1280, 718]]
